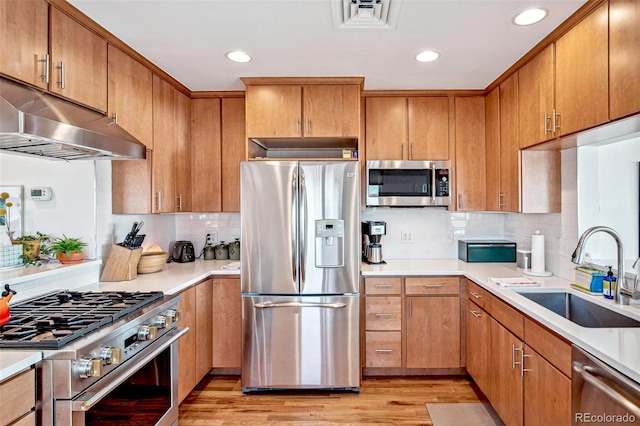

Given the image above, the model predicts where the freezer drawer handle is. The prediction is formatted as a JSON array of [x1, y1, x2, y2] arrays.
[[254, 302, 346, 309], [573, 362, 640, 418]]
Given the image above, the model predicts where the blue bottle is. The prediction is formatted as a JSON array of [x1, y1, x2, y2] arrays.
[[603, 266, 616, 300]]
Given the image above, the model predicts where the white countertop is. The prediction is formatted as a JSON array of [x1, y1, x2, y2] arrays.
[[0, 350, 41, 381], [363, 259, 640, 383]]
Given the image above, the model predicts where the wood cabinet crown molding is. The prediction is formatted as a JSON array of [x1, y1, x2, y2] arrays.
[[241, 76, 364, 87]]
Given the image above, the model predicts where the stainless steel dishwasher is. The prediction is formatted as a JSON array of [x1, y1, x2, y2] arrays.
[[572, 345, 640, 425]]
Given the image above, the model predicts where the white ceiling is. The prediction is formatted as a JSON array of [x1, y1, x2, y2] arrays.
[[68, 0, 587, 92]]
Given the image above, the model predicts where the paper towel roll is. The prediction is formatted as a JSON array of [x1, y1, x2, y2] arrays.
[[531, 230, 545, 273]]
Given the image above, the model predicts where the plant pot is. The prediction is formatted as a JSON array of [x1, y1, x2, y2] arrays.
[[56, 251, 84, 264], [21, 240, 41, 261]]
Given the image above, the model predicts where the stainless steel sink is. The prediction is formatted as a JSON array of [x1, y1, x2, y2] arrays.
[[517, 292, 640, 328]]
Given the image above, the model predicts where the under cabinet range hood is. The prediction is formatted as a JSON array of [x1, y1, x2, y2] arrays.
[[0, 77, 146, 160]]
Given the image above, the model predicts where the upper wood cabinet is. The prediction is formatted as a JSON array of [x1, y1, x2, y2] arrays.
[[107, 45, 153, 148], [152, 75, 177, 213], [498, 73, 520, 212], [191, 98, 222, 212], [175, 90, 192, 212], [454, 96, 486, 211], [111, 150, 152, 214], [221, 97, 246, 212], [555, 2, 609, 137], [244, 82, 360, 139], [485, 87, 501, 211], [365, 96, 450, 161], [0, 0, 49, 90], [609, 0, 640, 119], [518, 45, 555, 149], [49, 7, 108, 112]]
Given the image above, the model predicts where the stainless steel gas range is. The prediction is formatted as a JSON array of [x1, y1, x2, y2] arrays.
[[0, 290, 186, 425]]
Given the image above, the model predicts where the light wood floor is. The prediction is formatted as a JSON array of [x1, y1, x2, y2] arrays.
[[178, 375, 486, 425]]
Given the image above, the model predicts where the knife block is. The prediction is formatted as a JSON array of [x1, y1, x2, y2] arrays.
[[100, 244, 143, 282]]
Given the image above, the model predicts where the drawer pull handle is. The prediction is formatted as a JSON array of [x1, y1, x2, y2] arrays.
[[469, 310, 481, 318], [375, 349, 393, 353], [424, 284, 443, 288], [375, 313, 393, 317], [375, 284, 393, 288], [469, 292, 482, 299]]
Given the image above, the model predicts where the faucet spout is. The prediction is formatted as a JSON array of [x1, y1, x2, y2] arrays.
[[572, 226, 629, 305]]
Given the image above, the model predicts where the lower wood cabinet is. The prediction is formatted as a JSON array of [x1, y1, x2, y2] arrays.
[[0, 368, 35, 426], [211, 277, 242, 369], [465, 300, 491, 399], [490, 317, 524, 426]]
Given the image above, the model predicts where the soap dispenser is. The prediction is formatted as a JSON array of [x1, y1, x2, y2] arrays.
[[603, 266, 616, 300]]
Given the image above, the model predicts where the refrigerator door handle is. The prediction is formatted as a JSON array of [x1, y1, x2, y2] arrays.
[[254, 301, 346, 309], [291, 170, 298, 285], [299, 170, 307, 291]]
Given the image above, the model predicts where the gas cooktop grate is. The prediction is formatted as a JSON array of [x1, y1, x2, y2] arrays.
[[0, 291, 164, 348]]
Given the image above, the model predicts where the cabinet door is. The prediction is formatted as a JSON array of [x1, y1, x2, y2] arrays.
[[191, 98, 222, 212], [303, 85, 359, 138], [490, 319, 523, 426], [466, 301, 491, 399], [485, 87, 500, 211], [365, 97, 407, 160], [407, 97, 449, 160], [175, 90, 192, 212], [523, 345, 571, 426], [245, 85, 302, 138], [518, 45, 555, 148], [152, 75, 176, 213], [107, 45, 153, 148], [49, 7, 107, 112], [222, 97, 246, 212], [555, 2, 608, 136], [212, 278, 242, 369], [0, 0, 48, 90], [177, 286, 196, 403], [406, 296, 460, 369], [454, 96, 486, 211], [111, 150, 152, 214], [610, 0, 640, 119], [499, 72, 520, 212], [195, 280, 213, 380]]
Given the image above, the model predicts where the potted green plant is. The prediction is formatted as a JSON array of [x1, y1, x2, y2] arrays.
[[49, 235, 88, 264], [13, 232, 51, 265]]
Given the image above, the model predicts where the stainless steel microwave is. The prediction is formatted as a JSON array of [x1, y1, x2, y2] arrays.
[[366, 160, 451, 207]]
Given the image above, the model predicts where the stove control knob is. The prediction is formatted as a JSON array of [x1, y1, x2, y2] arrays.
[[167, 309, 181, 323], [75, 358, 103, 379], [154, 315, 171, 329], [99, 347, 122, 365], [138, 325, 158, 341]]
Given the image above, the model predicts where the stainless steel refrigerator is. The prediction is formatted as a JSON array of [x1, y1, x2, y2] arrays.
[[240, 160, 360, 392]]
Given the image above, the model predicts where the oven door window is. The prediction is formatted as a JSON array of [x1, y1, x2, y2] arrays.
[[85, 348, 171, 425], [369, 169, 432, 196]]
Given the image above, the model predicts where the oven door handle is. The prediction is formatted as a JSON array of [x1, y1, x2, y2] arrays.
[[73, 327, 188, 412], [572, 361, 640, 418]]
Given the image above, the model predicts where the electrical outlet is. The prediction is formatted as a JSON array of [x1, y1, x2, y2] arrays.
[[401, 231, 414, 244]]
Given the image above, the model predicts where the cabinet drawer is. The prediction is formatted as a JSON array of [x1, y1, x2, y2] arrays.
[[365, 297, 401, 330], [11, 411, 36, 426], [491, 296, 524, 339], [365, 331, 401, 368], [364, 277, 402, 295], [524, 318, 572, 377], [405, 277, 460, 295], [466, 280, 491, 312], [0, 368, 35, 426]]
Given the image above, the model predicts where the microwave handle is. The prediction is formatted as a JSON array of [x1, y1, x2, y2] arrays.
[[431, 163, 436, 205]]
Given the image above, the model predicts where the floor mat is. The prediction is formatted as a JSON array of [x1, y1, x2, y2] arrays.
[[426, 403, 504, 426]]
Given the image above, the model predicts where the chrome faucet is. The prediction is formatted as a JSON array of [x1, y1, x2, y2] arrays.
[[571, 226, 639, 305]]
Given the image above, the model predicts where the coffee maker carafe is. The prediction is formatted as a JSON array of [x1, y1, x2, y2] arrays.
[[362, 221, 386, 264]]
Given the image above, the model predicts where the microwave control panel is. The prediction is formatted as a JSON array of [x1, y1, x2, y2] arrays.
[[435, 169, 449, 196]]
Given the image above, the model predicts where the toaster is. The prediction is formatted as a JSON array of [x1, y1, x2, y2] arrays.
[[171, 241, 196, 263]]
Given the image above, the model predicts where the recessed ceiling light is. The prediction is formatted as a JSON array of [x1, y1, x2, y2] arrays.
[[415, 50, 440, 63], [513, 8, 548, 26], [226, 51, 252, 63]]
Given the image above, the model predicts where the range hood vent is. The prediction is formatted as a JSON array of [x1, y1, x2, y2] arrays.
[[331, 0, 403, 30], [0, 77, 146, 161]]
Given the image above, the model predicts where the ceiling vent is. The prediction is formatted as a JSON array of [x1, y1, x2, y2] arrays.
[[331, 0, 403, 30]]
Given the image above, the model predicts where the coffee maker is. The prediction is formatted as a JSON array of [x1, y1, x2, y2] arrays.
[[362, 221, 387, 264]]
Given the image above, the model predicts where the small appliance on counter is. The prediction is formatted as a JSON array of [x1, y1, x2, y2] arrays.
[[458, 240, 516, 263], [362, 221, 387, 264], [171, 240, 195, 263]]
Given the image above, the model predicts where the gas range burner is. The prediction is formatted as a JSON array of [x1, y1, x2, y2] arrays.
[[0, 290, 163, 348]]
